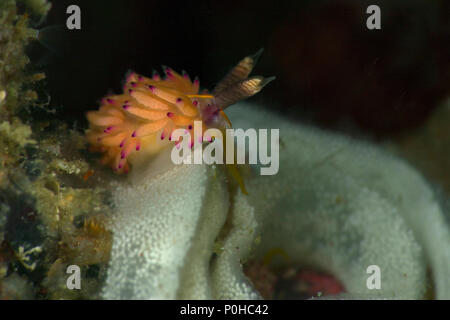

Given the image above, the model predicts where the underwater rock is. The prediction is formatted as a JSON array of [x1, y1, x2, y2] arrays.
[[0, 0, 115, 299], [0, 203, 8, 246], [102, 103, 449, 299], [22, 0, 51, 23], [0, 273, 34, 299]]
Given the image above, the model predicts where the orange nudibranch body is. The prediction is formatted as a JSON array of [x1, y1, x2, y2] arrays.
[[86, 68, 222, 173], [86, 50, 274, 174]]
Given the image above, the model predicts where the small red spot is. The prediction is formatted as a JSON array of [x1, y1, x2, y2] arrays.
[[83, 170, 94, 181]]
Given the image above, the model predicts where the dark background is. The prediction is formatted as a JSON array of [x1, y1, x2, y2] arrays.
[[29, 0, 450, 139]]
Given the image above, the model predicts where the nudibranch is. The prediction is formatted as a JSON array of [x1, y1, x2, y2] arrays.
[[86, 49, 274, 179]]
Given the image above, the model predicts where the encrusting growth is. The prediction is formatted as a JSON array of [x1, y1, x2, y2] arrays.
[[86, 49, 275, 174]]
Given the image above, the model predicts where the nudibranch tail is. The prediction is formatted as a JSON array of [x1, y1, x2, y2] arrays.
[[86, 50, 274, 184]]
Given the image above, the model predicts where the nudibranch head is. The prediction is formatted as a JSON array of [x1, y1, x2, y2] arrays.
[[86, 49, 274, 173]]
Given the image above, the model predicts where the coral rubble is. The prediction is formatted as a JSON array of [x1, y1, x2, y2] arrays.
[[0, 0, 113, 299]]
